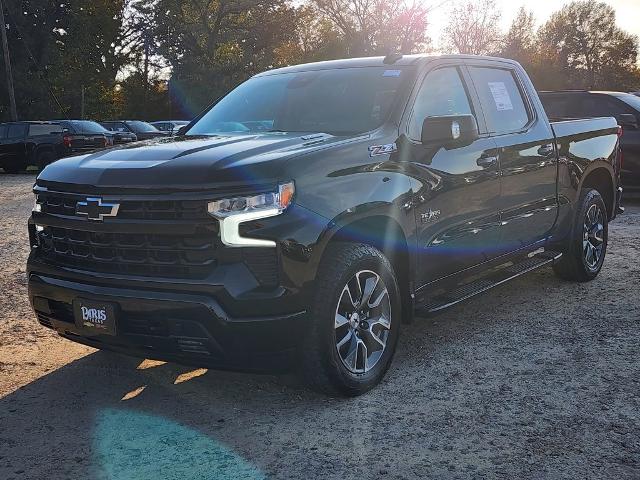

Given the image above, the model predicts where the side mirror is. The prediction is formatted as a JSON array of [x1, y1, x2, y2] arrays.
[[421, 114, 479, 147], [617, 113, 638, 130], [176, 125, 189, 136]]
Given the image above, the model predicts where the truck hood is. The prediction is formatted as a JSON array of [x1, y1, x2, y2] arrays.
[[37, 132, 354, 192]]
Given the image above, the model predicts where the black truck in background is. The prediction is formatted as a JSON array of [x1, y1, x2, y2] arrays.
[[540, 90, 640, 193], [0, 121, 109, 173], [28, 55, 623, 395]]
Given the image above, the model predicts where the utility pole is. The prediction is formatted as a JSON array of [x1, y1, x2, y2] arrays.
[[0, 0, 17, 121]]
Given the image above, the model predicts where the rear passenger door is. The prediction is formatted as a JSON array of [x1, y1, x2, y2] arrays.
[[467, 63, 558, 253]]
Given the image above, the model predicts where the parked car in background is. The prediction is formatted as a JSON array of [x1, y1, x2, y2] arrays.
[[100, 120, 168, 141], [29, 55, 622, 395], [0, 121, 90, 173], [84, 120, 136, 145], [151, 120, 190, 135], [540, 90, 640, 192], [55, 120, 112, 148]]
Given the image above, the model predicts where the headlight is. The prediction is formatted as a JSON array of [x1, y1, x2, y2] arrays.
[[207, 182, 295, 218], [207, 182, 295, 248]]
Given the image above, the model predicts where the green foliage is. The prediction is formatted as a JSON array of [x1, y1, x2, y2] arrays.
[[500, 1, 640, 91], [0, 0, 638, 122]]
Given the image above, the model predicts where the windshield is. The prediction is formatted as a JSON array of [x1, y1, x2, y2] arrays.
[[187, 67, 411, 136], [72, 120, 109, 134], [127, 121, 160, 133]]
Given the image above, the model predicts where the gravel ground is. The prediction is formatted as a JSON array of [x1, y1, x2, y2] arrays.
[[0, 173, 639, 480]]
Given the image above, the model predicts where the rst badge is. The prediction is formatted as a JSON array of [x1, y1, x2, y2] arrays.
[[368, 143, 397, 157], [421, 209, 441, 223]]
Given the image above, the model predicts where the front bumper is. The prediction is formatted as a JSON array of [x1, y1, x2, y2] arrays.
[[28, 273, 306, 371]]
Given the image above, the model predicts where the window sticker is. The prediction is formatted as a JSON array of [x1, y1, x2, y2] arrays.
[[488, 81, 514, 111], [383, 70, 402, 77]]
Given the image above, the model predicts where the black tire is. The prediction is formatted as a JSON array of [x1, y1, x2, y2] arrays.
[[301, 243, 401, 396], [36, 151, 55, 171], [553, 188, 608, 282]]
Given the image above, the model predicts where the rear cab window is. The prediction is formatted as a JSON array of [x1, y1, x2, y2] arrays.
[[468, 67, 531, 134]]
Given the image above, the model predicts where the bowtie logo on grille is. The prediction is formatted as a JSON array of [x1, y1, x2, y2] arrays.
[[76, 197, 120, 221]]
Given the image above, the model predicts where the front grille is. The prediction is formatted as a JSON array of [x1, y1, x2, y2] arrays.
[[39, 194, 210, 221], [37, 226, 218, 278], [33, 189, 280, 283]]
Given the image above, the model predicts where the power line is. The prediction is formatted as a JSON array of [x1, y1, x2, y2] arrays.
[[2, 1, 67, 119]]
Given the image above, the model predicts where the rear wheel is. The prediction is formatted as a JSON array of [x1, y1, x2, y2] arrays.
[[301, 243, 401, 396], [553, 188, 608, 282]]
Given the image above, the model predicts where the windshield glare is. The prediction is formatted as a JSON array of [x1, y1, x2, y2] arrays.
[[187, 67, 411, 136]]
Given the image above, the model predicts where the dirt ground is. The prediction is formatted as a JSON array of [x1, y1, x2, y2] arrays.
[[0, 173, 639, 480]]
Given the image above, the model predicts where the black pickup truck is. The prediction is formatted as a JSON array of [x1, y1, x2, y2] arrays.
[[0, 120, 110, 173], [0, 122, 67, 173], [27, 55, 623, 395]]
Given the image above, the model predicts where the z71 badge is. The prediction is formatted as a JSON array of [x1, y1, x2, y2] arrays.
[[368, 143, 397, 157]]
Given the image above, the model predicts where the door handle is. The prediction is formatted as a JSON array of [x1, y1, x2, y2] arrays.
[[477, 155, 498, 168], [537, 144, 555, 157]]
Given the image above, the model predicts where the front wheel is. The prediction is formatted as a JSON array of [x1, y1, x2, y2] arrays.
[[553, 188, 608, 282], [301, 243, 401, 396]]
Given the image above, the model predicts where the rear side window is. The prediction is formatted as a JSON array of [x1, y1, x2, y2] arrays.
[[409, 67, 473, 140], [7, 124, 27, 138], [29, 124, 62, 136], [0, 125, 7, 139], [469, 67, 530, 134]]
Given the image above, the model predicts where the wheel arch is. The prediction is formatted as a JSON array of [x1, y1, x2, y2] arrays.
[[323, 214, 415, 323], [580, 165, 615, 220]]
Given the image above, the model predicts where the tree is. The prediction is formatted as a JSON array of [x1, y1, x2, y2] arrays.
[[538, 0, 639, 90], [441, 0, 501, 55], [0, 0, 129, 120], [147, 0, 298, 116], [312, 0, 431, 56], [501, 7, 536, 61]]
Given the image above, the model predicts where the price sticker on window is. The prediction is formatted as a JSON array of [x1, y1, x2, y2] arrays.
[[488, 82, 514, 111]]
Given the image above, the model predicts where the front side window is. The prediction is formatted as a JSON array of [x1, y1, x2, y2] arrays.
[[469, 67, 530, 134], [188, 66, 411, 136], [408, 67, 473, 141]]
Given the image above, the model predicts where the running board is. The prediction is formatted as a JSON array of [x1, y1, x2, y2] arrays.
[[417, 251, 563, 315]]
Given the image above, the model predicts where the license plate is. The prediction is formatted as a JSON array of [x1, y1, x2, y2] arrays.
[[73, 298, 117, 336]]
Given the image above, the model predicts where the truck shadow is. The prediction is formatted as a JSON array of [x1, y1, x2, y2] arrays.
[[0, 268, 620, 479]]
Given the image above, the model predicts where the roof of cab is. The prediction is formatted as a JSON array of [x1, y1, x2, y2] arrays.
[[255, 54, 520, 77]]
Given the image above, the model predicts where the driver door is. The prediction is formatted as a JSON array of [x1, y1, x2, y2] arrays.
[[399, 64, 501, 286]]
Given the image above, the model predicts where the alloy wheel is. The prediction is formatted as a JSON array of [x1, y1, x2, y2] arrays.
[[583, 203, 605, 271], [334, 270, 391, 374]]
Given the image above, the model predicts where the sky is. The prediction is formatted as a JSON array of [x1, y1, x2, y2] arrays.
[[427, 0, 640, 49]]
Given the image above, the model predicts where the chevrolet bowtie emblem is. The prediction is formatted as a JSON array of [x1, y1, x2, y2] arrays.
[[76, 197, 120, 221]]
